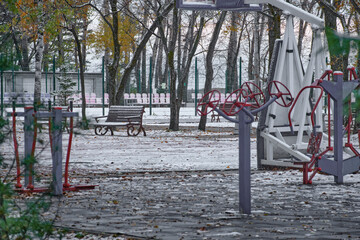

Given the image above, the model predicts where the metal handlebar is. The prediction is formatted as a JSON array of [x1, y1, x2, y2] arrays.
[[288, 85, 324, 135]]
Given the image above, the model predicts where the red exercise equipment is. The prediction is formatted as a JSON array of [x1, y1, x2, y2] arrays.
[[197, 90, 221, 116], [288, 85, 324, 134], [240, 82, 265, 109], [267, 81, 293, 107], [221, 88, 250, 116]]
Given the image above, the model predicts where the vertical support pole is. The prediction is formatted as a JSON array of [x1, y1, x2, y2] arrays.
[[239, 57, 242, 88], [77, 68, 80, 91], [51, 107, 63, 195], [238, 108, 251, 214], [225, 69, 228, 94], [149, 56, 153, 115], [12, 64, 15, 92], [168, 71, 170, 94], [137, 69, 141, 93], [102, 56, 105, 116], [333, 72, 344, 184], [1, 69, 3, 117], [24, 107, 34, 187], [52, 56, 56, 104], [45, 67, 48, 93], [195, 57, 198, 116]]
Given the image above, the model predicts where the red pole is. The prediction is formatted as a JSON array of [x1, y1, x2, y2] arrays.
[[327, 72, 332, 150], [64, 104, 73, 188], [48, 102, 53, 152], [12, 105, 22, 188]]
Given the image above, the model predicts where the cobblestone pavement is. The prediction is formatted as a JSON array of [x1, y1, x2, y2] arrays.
[[52, 169, 360, 239]]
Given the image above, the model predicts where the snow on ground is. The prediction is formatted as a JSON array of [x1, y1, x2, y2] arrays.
[[3, 107, 256, 174], [2, 107, 360, 239]]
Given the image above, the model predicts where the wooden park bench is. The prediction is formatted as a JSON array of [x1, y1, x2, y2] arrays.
[[211, 102, 233, 122], [93, 106, 146, 136]]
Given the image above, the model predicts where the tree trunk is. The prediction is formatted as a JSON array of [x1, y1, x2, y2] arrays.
[[226, 12, 238, 92], [34, 31, 44, 105], [135, 57, 141, 92], [175, 16, 205, 128], [58, 29, 65, 67], [268, 5, 281, 71], [12, 33, 31, 71], [168, 8, 180, 131], [107, 0, 121, 105], [141, 49, 147, 93], [198, 11, 227, 131], [103, 0, 111, 96], [323, 0, 341, 71], [34, 1, 44, 106], [180, 12, 197, 100], [253, 13, 261, 87], [155, 40, 163, 89], [70, 25, 88, 129], [141, 7, 148, 93], [152, 33, 160, 89], [248, 31, 254, 81]]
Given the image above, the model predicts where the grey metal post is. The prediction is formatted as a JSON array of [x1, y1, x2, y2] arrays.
[[149, 56, 153, 115], [238, 108, 251, 214], [102, 56, 105, 116], [24, 107, 34, 187], [333, 73, 344, 184], [195, 57, 198, 116], [51, 107, 63, 195]]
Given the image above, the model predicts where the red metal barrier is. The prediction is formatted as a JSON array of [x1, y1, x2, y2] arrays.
[[12, 106, 22, 188]]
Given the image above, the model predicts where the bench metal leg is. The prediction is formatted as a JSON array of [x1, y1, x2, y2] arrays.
[[94, 126, 110, 135], [141, 126, 146, 136], [127, 125, 145, 136]]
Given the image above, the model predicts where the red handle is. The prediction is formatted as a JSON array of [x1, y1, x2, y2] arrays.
[[288, 85, 323, 130]]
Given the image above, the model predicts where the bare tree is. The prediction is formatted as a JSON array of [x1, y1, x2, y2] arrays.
[[198, 11, 227, 131], [317, 0, 350, 77]]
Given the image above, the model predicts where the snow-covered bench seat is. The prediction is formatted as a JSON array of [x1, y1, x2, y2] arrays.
[[93, 106, 146, 136]]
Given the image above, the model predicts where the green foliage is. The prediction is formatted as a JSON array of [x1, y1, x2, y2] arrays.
[[0, 52, 16, 71], [325, 28, 360, 126], [325, 27, 351, 57], [53, 64, 78, 106]]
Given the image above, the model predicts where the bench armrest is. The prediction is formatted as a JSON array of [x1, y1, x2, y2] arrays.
[[94, 115, 107, 123]]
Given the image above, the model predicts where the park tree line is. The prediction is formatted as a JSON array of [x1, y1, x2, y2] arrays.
[[1, 0, 360, 130]]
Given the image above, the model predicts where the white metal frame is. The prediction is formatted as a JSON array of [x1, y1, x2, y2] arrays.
[[244, 0, 327, 167]]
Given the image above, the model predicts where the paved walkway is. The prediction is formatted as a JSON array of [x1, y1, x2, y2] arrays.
[[52, 169, 360, 239]]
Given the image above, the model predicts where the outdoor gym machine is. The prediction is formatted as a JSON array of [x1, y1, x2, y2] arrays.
[[197, 81, 293, 214], [312, 70, 359, 184], [11, 102, 96, 195], [284, 68, 360, 185]]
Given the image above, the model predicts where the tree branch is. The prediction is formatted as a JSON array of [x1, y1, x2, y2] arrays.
[[350, 0, 360, 14], [64, 0, 114, 34], [317, 0, 348, 32]]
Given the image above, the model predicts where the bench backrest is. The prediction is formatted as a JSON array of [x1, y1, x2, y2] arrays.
[[106, 106, 145, 123]]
